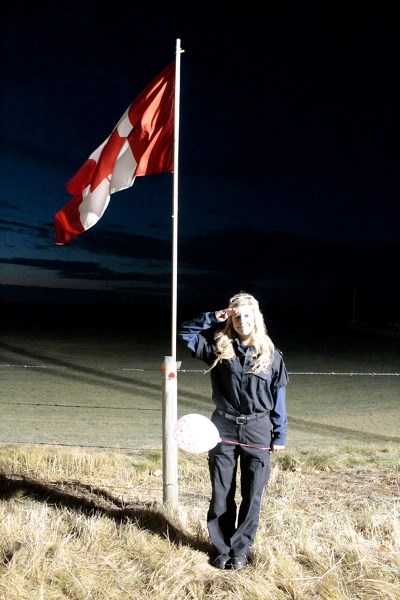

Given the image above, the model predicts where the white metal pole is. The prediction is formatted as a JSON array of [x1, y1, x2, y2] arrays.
[[162, 39, 182, 511], [171, 38, 182, 360]]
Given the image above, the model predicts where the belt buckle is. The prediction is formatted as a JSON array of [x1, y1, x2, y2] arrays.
[[236, 416, 247, 425]]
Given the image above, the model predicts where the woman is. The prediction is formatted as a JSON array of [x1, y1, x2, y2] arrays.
[[178, 292, 289, 570]]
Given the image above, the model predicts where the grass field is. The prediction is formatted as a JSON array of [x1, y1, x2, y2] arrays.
[[1, 318, 399, 449], [0, 316, 399, 599]]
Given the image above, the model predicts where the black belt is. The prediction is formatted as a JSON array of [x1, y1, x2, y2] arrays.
[[215, 408, 268, 425]]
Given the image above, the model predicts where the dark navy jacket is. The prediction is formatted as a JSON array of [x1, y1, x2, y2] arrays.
[[178, 311, 289, 446]]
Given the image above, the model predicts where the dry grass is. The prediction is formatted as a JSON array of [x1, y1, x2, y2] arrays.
[[0, 443, 399, 600]]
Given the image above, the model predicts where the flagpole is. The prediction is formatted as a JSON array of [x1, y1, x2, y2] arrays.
[[162, 39, 182, 512], [171, 38, 182, 360]]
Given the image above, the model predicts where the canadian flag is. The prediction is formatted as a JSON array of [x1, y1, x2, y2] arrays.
[[54, 61, 175, 245]]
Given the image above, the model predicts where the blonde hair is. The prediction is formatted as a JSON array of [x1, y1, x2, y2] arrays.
[[209, 292, 275, 374]]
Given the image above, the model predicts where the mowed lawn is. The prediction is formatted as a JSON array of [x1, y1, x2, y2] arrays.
[[1, 317, 399, 449]]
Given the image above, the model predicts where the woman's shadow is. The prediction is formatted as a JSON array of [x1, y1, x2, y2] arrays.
[[0, 473, 212, 557]]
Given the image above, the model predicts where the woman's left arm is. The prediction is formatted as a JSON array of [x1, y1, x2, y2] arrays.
[[270, 385, 288, 450]]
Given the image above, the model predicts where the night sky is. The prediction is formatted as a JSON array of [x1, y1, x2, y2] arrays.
[[1, 3, 398, 324]]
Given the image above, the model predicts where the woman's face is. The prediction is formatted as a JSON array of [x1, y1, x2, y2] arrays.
[[231, 304, 255, 342]]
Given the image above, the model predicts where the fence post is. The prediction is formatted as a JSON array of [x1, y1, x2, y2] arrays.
[[161, 356, 178, 511]]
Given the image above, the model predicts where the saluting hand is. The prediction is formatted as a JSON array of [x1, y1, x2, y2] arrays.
[[215, 308, 239, 322]]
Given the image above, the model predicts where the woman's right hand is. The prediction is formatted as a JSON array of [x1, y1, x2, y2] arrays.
[[215, 308, 238, 322]]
